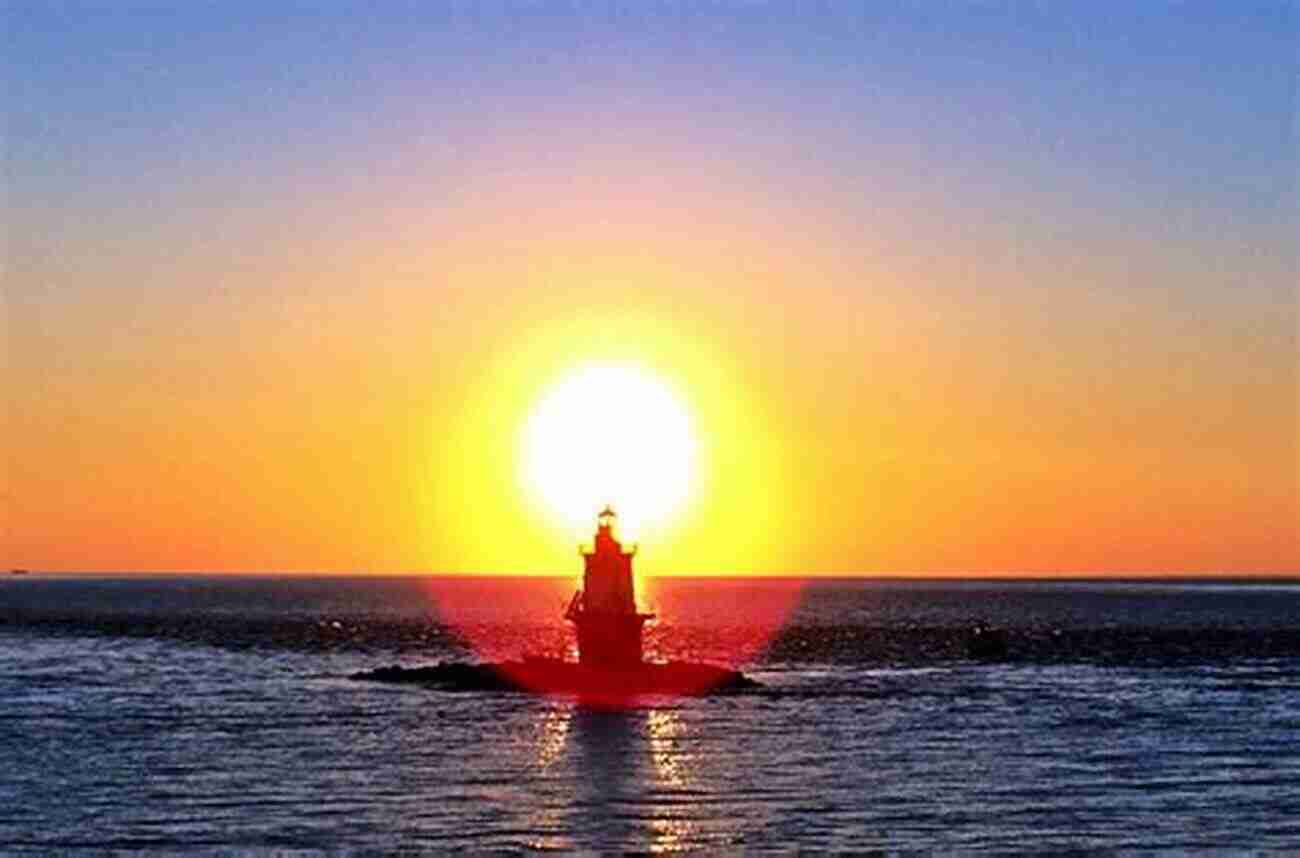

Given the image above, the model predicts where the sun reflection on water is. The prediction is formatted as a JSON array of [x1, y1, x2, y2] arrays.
[[647, 707, 688, 790], [646, 706, 696, 853], [534, 703, 572, 770], [526, 703, 705, 853]]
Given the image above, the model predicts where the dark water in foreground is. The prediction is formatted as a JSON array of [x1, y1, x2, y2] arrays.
[[3, 576, 1299, 853]]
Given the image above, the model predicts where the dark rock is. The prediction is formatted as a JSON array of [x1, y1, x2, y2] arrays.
[[967, 624, 1009, 660], [351, 658, 760, 700]]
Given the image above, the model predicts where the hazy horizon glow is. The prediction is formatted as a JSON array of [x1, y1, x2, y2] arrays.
[[5, 3, 1296, 574]]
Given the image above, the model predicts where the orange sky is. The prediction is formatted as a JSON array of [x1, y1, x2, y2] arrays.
[[7, 205, 1295, 574], [6, 5, 1296, 574]]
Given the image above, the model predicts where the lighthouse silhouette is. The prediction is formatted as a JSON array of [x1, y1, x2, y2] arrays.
[[355, 504, 759, 695], [564, 506, 654, 668]]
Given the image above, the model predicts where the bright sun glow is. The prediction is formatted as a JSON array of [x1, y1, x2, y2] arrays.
[[523, 365, 696, 539]]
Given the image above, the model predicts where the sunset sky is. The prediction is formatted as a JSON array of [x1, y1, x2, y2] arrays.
[[6, 3, 1296, 574]]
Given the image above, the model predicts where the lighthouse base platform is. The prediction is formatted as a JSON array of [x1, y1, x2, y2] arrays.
[[352, 657, 759, 700]]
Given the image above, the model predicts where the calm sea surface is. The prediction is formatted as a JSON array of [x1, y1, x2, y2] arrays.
[[3, 576, 1299, 853]]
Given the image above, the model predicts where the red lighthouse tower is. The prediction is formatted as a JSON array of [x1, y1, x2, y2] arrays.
[[564, 506, 654, 668], [356, 504, 759, 696]]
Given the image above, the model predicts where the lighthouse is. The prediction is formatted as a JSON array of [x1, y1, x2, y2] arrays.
[[564, 506, 654, 668], [356, 504, 760, 695]]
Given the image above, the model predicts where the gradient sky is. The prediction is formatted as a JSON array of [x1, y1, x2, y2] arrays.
[[5, 2, 1297, 574]]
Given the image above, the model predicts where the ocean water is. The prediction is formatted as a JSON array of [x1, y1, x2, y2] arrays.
[[3, 575, 1299, 853]]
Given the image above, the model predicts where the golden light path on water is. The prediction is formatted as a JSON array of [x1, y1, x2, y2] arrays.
[[529, 703, 696, 852]]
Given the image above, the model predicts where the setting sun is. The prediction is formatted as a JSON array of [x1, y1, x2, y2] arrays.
[[522, 365, 696, 540]]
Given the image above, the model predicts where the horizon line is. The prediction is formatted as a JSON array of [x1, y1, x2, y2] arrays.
[[7, 569, 1300, 581]]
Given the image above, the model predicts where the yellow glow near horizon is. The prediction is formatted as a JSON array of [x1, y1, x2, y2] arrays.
[[522, 364, 697, 540]]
